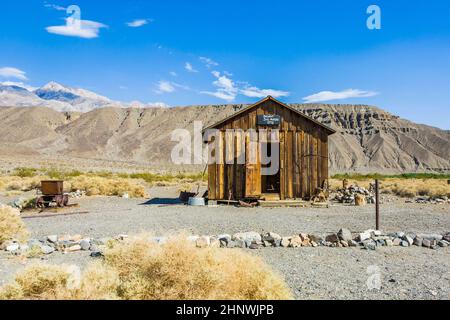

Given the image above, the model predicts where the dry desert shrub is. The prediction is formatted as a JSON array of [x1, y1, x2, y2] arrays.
[[0, 235, 292, 300], [0, 263, 119, 300], [66, 176, 146, 198], [0, 205, 29, 244], [0, 176, 47, 192], [329, 178, 450, 198], [103, 235, 292, 300], [381, 179, 450, 198]]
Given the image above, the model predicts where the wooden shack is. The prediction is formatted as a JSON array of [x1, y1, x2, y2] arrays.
[[203, 96, 335, 202]]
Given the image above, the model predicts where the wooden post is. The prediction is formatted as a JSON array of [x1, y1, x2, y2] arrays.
[[375, 179, 380, 230]]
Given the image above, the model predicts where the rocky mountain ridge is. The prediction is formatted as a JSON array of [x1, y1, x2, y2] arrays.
[[0, 103, 448, 173]]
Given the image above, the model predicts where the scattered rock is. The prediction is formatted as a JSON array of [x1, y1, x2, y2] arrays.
[[413, 237, 423, 246], [235, 239, 246, 248], [348, 240, 359, 247], [196, 236, 210, 248], [325, 233, 339, 243], [308, 234, 323, 243], [422, 239, 432, 248], [337, 228, 352, 241], [232, 231, 261, 243], [90, 251, 103, 258], [210, 237, 220, 248], [80, 239, 91, 251], [280, 237, 291, 248], [363, 240, 376, 250], [289, 235, 302, 248], [340, 240, 349, 247], [355, 194, 367, 206], [65, 245, 81, 252], [405, 236, 414, 246], [262, 232, 281, 243], [249, 243, 259, 250], [41, 245, 55, 255], [217, 234, 231, 243], [117, 234, 128, 241], [438, 240, 449, 247], [47, 235, 58, 243], [418, 234, 443, 241], [358, 231, 371, 242], [6, 243, 19, 252]]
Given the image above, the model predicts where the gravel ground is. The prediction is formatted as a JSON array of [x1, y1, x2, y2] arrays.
[[0, 189, 449, 300]]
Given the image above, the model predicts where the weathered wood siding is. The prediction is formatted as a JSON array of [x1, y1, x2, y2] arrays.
[[207, 99, 330, 200]]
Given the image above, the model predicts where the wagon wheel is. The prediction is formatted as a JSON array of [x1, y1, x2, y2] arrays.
[[36, 196, 45, 208], [63, 194, 69, 206], [56, 195, 65, 207]]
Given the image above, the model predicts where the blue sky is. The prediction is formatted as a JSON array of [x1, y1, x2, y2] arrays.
[[1, 0, 449, 129]]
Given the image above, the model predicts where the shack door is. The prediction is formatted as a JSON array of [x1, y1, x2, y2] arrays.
[[245, 132, 261, 198]]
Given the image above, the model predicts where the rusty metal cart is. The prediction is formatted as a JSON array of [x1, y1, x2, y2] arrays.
[[36, 180, 69, 208]]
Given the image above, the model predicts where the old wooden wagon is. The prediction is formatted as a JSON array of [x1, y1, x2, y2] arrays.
[[203, 96, 335, 202]]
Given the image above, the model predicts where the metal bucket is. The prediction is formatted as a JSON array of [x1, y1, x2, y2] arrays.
[[188, 197, 205, 206]]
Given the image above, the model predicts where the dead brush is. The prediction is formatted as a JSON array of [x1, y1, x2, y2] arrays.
[[0, 176, 47, 192], [330, 178, 450, 198], [0, 205, 29, 245], [0, 235, 292, 300], [0, 263, 120, 300], [68, 176, 146, 198]]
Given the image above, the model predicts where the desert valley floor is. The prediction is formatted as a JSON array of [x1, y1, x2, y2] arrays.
[[0, 186, 449, 300]]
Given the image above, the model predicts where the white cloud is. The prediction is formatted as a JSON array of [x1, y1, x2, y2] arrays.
[[199, 56, 219, 68], [46, 18, 107, 39], [128, 100, 170, 108], [0, 81, 37, 91], [154, 81, 189, 94], [201, 71, 238, 101], [126, 19, 151, 28], [169, 71, 177, 77], [240, 86, 289, 98], [201, 71, 289, 102], [303, 89, 378, 103], [185, 62, 198, 73], [0, 67, 28, 80], [155, 81, 175, 94], [44, 3, 66, 11]]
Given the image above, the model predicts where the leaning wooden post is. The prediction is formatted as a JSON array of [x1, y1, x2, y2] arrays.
[[375, 179, 380, 230]]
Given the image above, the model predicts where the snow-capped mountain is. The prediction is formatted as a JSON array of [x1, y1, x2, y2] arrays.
[[0, 81, 169, 112], [33, 81, 112, 112], [34, 81, 110, 103]]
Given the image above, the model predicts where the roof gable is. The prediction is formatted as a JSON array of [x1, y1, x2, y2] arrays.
[[202, 96, 336, 134]]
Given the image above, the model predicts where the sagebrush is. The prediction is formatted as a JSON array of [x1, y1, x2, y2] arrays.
[[0, 235, 292, 300], [0, 205, 29, 245], [329, 178, 450, 198]]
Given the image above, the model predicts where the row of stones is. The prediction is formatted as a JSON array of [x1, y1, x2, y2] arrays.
[[2, 229, 449, 256]]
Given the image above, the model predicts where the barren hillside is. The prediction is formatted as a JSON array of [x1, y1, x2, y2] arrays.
[[0, 104, 448, 173]]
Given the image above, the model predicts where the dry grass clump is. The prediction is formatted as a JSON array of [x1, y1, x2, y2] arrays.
[[69, 176, 146, 198], [0, 263, 120, 300], [0, 176, 47, 192], [381, 179, 450, 198], [0, 235, 292, 300], [103, 235, 291, 300], [0, 205, 29, 244], [329, 178, 450, 198]]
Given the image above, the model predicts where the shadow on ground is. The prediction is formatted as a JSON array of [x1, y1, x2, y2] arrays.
[[140, 198, 184, 205]]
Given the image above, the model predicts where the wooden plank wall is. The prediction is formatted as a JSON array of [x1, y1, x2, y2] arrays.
[[207, 100, 329, 200]]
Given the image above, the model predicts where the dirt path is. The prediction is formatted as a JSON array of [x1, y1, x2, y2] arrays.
[[0, 194, 449, 300]]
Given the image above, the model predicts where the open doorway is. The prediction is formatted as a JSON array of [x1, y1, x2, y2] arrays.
[[261, 142, 280, 195]]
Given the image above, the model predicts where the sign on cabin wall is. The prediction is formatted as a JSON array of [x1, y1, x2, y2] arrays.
[[257, 114, 281, 126]]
